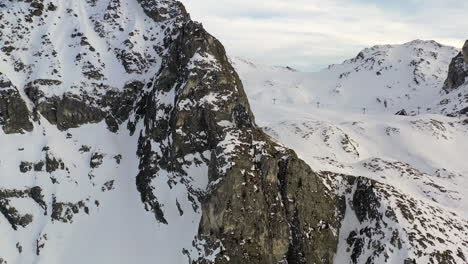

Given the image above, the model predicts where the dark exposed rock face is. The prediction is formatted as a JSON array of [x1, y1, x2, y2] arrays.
[[395, 109, 408, 116], [24, 80, 144, 131], [441, 42, 468, 117], [443, 51, 468, 93], [352, 178, 381, 223], [463, 40, 468, 64], [137, 0, 188, 22], [198, 142, 338, 263], [3, 1, 465, 263], [0, 73, 33, 134]]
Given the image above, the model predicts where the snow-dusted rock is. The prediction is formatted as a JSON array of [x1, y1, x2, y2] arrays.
[[0, 1, 338, 263], [1, 0, 466, 263]]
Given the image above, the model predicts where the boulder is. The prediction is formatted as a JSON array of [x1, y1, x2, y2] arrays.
[[442, 52, 468, 93], [395, 109, 408, 116]]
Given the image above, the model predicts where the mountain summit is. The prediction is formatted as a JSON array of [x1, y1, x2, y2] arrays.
[[233, 40, 462, 115]]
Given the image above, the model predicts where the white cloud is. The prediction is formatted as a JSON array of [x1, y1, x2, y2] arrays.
[[180, 0, 467, 71]]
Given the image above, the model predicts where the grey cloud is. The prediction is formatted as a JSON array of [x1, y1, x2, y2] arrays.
[[180, 0, 466, 71]]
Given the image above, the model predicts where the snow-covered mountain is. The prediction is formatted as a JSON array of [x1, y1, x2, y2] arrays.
[[0, 1, 338, 263], [232, 40, 464, 115], [232, 40, 468, 263], [0, 0, 467, 263]]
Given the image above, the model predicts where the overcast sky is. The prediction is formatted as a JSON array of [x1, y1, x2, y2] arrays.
[[180, 0, 467, 71]]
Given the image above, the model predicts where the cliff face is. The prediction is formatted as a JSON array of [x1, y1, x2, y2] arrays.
[[463, 40, 468, 63], [132, 15, 339, 262], [0, 0, 338, 263], [440, 40, 468, 116], [0, 73, 33, 134], [443, 41, 468, 94]]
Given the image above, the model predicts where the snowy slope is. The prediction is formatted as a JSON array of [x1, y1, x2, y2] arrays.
[[0, 1, 207, 263], [0, 122, 205, 264], [233, 41, 468, 263], [232, 40, 460, 115], [0, 1, 340, 264], [1, 0, 467, 263]]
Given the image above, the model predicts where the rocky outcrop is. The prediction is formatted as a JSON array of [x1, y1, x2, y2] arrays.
[[198, 139, 338, 263], [443, 41, 468, 93], [395, 109, 408, 116], [128, 9, 339, 262], [0, 73, 33, 134], [51, 198, 89, 224], [24, 80, 144, 132], [463, 40, 468, 64], [0, 187, 47, 230], [137, 0, 188, 22]]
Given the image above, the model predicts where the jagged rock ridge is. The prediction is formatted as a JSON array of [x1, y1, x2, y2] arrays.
[[443, 51, 468, 93]]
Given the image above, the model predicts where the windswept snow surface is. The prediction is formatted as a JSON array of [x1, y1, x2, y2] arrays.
[[0, 0, 167, 99], [232, 40, 459, 115], [0, 0, 207, 263], [0, 121, 207, 264], [232, 40, 468, 263]]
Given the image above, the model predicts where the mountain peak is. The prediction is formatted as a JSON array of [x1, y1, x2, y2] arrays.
[[403, 39, 445, 47], [236, 40, 459, 114]]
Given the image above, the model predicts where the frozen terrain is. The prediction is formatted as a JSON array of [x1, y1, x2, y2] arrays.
[[0, 1, 339, 263], [0, 0, 467, 263], [0, 1, 208, 263]]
